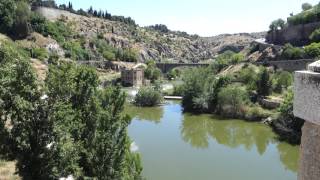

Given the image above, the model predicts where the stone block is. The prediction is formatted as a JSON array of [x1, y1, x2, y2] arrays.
[[294, 70, 320, 125]]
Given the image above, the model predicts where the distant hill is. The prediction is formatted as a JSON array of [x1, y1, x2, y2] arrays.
[[35, 7, 265, 63]]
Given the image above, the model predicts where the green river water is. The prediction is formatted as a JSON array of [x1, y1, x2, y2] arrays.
[[126, 101, 299, 180]]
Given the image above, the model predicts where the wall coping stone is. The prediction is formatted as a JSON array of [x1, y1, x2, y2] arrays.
[[294, 60, 320, 125]]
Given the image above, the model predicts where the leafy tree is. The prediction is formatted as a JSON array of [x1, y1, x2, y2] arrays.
[[13, 1, 31, 39], [144, 60, 162, 82], [0, 0, 16, 35], [302, 3, 313, 11], [218, 86, 249, 117], [0, 41, 54, 179], [134, 87, 162, 107], [269, 19, 285, 31], [256, 68, 271, 96], [0, 41, 143, 179]]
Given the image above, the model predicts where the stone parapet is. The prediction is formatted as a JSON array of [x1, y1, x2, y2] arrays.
[[294, 60, 320, 180]]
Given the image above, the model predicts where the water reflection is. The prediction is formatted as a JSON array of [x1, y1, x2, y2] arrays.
[[127, 101, 299, 176], [125, 104, 164, 124], [277, 143, 299, 172], [181, 114, 274, 154]]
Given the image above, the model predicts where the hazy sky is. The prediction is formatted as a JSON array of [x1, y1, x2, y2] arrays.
[[55, 0, 319, 36]]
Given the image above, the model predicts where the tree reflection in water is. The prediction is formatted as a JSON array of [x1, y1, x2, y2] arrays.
[[125, 104, 164, 124], [181, 113, 298, 172]]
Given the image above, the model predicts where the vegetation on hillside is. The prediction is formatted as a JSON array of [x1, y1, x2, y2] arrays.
[[269, 2, 320, 30]]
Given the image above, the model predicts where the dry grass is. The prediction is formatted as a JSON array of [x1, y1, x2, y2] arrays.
[[30, 58, 48, 81], [0, 160, 20, 180]]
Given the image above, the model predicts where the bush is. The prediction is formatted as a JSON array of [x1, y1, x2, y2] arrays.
[[271, 90, 304, 144], [238, 65, 258, 91], [31, 48, 48, 61], [172, 84, 184, 96], [272, 71, 293, 93], [245, 106, 272, 121], [309, 28, 320, 42], [305, 42, 320, 58], [217, 86, 249, 118], [134, 87, 162, 107], [281, 44, 305, 60], [63, 41, 89, 60], [167, 69, 181, 80]]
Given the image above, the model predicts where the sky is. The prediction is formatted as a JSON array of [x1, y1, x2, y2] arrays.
[[55, 0, 320, 37]]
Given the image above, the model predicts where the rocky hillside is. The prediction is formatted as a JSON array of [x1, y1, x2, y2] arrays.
[[36, 7, 265, 63]]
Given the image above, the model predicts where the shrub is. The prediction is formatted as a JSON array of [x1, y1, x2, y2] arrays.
[[102, 51, 116, 61], [122, 48, 138, 62], [245, 106, 272, 121], [31, 48, 49, 61], [217, 86, 249, 118], [134, 87, 162, 107], [309, 28, 320, 42], [167, 69, 181, 80], [272, 71, 293, 93], [305, 42, 320, 58], [172, 84, 184, 96], [63, 41, 89, 60], [271, 90, 304, 144], [281, 44, 305, 60], [238, 65, 258, 91]]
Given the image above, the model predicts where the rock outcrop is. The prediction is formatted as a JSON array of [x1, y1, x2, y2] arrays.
[[36, 7, 266, 63]]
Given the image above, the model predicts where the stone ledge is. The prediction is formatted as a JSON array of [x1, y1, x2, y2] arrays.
[[308, 60, 320, 73], [294, 70, 320, 125]]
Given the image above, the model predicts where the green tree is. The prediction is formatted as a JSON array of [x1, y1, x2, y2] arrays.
[[13, 1, 31, 39], [134, 87, 162, 107], [0, 0, 16, 34], [269, 19, 285, 31], [256, 68, 271, 96], [144, 60, 161, 82], [217, 86, 249, 117], [302, 3, 312, 11], [0, 41, 54, 179]]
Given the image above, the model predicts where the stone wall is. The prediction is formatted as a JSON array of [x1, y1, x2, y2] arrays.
[[254, 59, 314, 72], [266, 22, 320, 46]]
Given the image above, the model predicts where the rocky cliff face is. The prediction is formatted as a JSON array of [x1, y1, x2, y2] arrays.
[[37, 7, 266, 63]]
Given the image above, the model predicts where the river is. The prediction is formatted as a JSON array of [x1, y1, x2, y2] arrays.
[[126, 100, 299, 180]]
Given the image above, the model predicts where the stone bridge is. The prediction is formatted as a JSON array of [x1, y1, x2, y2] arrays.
[[155, 63, 210, 73]]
